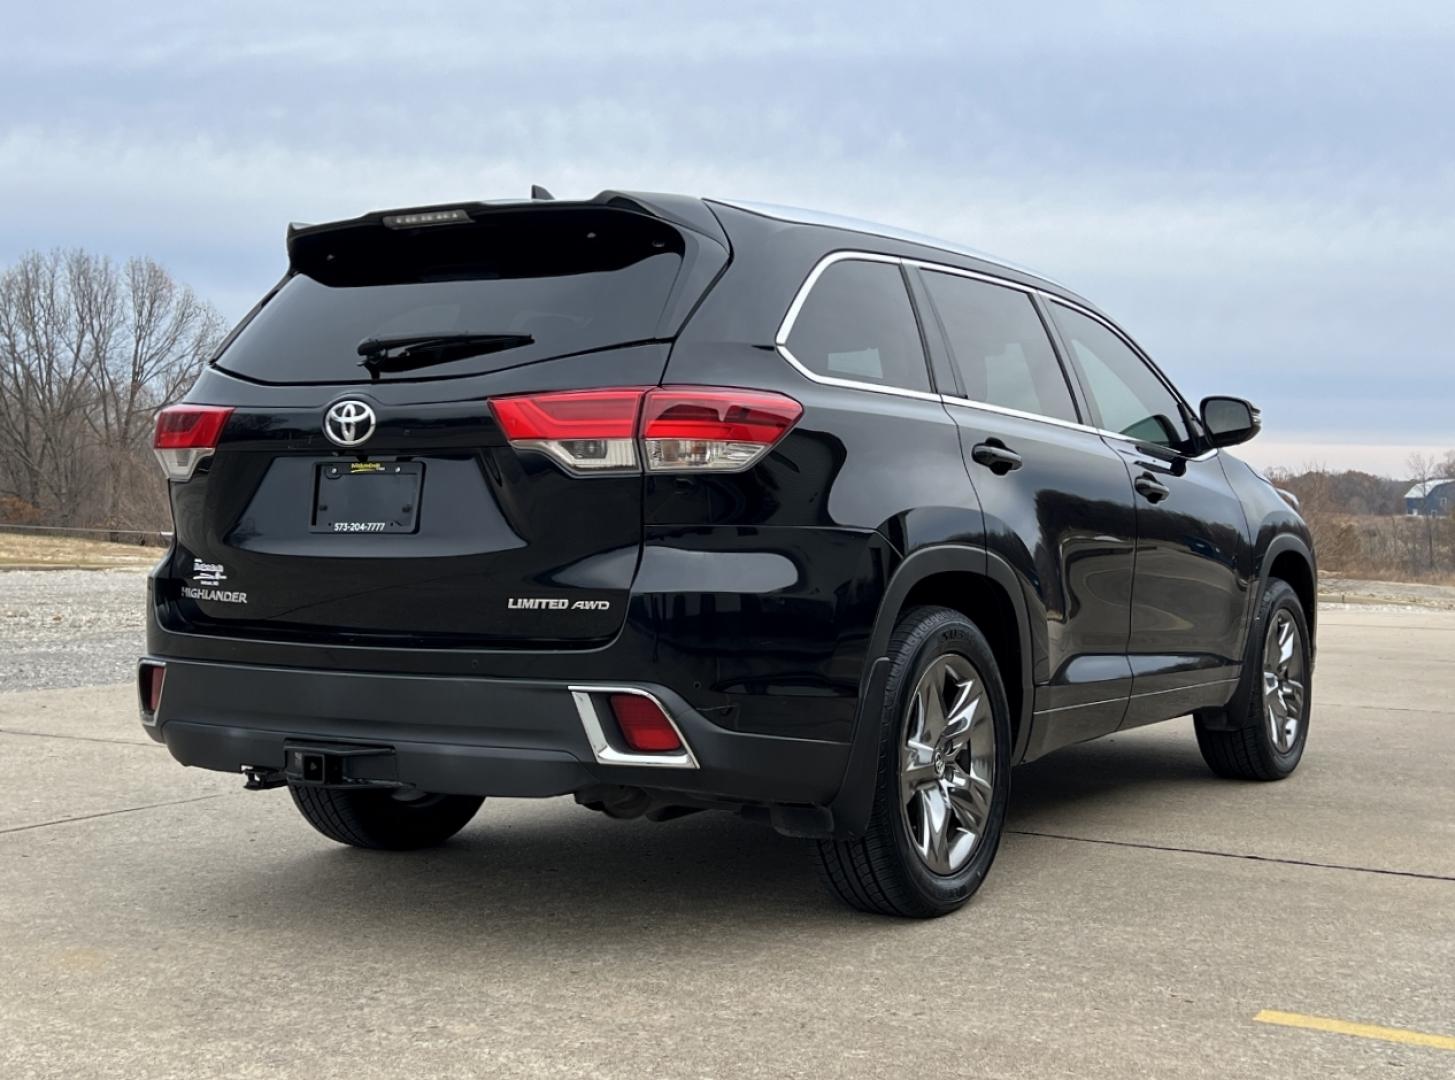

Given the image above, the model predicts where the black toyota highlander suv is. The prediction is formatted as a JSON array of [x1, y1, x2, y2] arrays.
[[141, 191, 1316, 917]]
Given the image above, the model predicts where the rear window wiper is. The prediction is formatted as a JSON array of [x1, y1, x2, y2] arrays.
[[356, 332, 534, 376]]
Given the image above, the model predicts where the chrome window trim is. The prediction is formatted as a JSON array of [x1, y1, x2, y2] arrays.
[[1039, 292, 1206, 450], [569, 684, 700, 769], [907, 259, 1041, 295], [944, 391, 1219, 463], [775, 251, 1223, 466], [940, 394, 1102, 438], [1040, 292, 1160, 365], [775, 251, 942, 403], [776, 250, 902, 344]]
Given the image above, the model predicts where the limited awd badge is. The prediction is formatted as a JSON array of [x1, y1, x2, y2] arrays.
[[324, 400, 376, 447], [508, 598, 612, 611]]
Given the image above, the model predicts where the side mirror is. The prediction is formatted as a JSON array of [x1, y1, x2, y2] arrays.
[[1199, 396, 1261, 448]]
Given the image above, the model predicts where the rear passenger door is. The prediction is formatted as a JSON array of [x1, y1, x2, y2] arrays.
[[911, 265, 1140, 757], [1046, 300, 1253, 726]]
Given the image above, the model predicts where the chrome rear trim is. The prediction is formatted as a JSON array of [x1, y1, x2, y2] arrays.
[[569, 684, 700, 769]]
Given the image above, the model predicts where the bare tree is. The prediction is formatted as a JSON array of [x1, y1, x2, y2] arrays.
[[0, 249, 223, 529], [1407, 451, 1441, 571], [0, 251, 99, 521], [84, 255, 224, 526]]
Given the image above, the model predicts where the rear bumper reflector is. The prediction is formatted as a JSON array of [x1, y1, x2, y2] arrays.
[[138, 660, 166, 726], [569, 685, 698, 769]]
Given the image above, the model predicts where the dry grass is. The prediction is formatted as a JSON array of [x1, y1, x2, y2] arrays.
[[0, 531, 159, 570], [1303, 512, 1455, 586]]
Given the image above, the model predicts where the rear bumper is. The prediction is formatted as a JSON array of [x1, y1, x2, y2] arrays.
[[143, 657, 849, 808]]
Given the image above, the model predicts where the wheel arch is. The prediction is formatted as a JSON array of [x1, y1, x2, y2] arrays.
[[1261, 533, 1317, 651], [828, 545, 1034, 838]]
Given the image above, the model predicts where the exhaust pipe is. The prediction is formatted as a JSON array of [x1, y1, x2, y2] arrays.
[[575, 785, 651, 819]]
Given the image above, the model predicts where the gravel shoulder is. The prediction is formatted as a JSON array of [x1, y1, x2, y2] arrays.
[[0, 568, 148, 692], [1318, 575, 1455, 610]]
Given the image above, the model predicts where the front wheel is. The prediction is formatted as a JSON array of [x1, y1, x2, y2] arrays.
[[816, 606, 1012, 918], [289, 785, 484, 850], [1195, 578, 1312, 781]]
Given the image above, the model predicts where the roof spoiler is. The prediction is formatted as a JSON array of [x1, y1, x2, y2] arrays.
[[285, 189, 728, 262]]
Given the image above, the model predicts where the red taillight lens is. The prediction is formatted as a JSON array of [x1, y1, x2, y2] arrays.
[[153, 404, 233, 481], [609, 693, 682, 753], [641, 388, 802, 471], [488, 386, 802, 476], [489, 389, 644, 473], [139, 661, 165, 715], [154, 404, 233, 449]]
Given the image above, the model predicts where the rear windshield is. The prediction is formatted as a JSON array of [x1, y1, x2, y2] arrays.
[[214, 207, 685, 383]]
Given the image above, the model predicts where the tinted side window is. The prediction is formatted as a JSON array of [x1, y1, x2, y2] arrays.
[[922, 271, 1078, 424], [1050, 302, 1190, 450], [785, 260, 931, 393]]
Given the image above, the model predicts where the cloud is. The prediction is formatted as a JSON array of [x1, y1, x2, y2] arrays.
[[2, 1, 1451, 468]]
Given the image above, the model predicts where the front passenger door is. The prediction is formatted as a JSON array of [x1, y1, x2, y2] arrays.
[[1047, 301, 1253, 725]]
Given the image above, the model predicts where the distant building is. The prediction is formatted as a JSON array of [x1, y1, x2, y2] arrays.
[[1405, 479, 1455, 516]]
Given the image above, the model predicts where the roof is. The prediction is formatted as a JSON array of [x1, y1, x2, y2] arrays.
[[1405, 479, 1455, 499]]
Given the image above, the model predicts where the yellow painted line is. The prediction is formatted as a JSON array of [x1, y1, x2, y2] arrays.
[[1255, 1010, 1455, 1052]]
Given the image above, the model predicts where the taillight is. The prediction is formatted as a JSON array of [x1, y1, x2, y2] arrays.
[[489, 386, 801, 475], [488, 389, 643, 474], [608, 693, 683, 752], [641, 388, 802, 472], [153, 404, 233, 481]]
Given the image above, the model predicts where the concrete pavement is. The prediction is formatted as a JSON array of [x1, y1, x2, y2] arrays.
[[1, 607, 1452, 1078]]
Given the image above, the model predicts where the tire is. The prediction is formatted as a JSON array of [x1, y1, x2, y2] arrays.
[[1195, 579, 1311, 781], [289, 786, 484, 850], [816, 606, 1012, 918]]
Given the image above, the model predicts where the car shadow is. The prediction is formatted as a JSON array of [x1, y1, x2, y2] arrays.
[[190, 731, 1215, 946], [1007, 728, 1217, 826], [213, 801, 858, 954]]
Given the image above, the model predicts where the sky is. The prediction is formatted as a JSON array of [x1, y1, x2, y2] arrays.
[[2, 1, 1451, 476]]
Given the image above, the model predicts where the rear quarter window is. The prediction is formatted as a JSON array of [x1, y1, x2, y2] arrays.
[[783, 259, 931, 393]]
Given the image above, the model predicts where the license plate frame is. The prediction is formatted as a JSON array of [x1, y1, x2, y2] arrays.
[[311, 461, 423, 534]]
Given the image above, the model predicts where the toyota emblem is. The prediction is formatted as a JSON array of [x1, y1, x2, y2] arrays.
[[323, 400, 376, 447]]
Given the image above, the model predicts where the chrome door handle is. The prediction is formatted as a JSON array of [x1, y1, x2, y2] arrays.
[[1134, 473, 1170, 503], [972, 442, 1023, 475]]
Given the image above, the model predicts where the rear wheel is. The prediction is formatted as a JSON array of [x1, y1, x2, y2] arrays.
[[816, 606, 1012, 918], [289, 786, 484, 850], [1195, 579, 1311, 780]]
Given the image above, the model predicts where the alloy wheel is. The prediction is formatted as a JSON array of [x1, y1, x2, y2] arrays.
[[898, 654, 996, 875], [1263, 610, 1305, 754]]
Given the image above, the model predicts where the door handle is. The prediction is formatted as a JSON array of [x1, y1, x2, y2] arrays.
[[1134, 473, 1170, 503], [971, 441, 1023, 475]]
